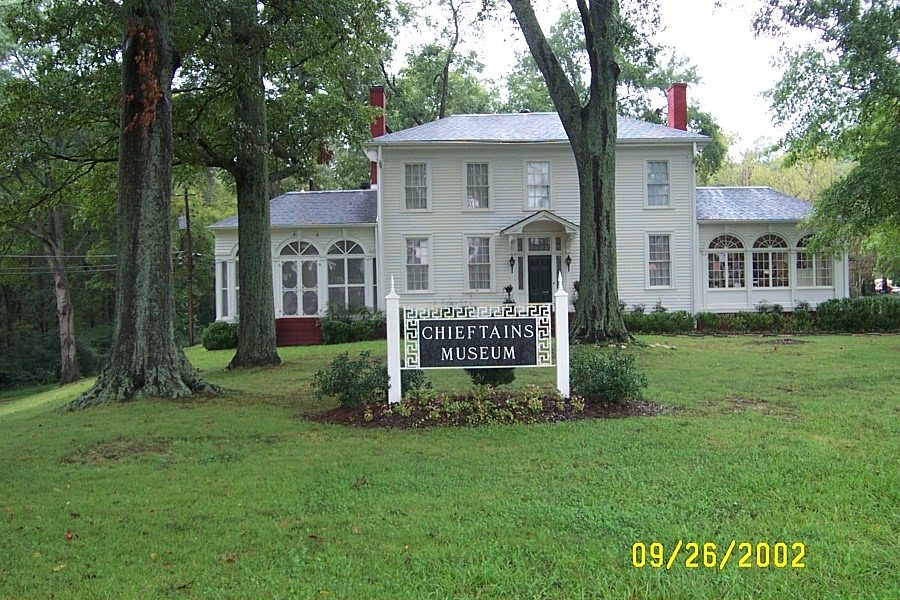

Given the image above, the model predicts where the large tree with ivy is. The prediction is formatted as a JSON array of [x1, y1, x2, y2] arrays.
[[2, 0, 393, 381], [66, 0, 216, 408]]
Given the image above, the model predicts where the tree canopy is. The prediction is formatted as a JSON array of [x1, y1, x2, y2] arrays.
[[755, 0, 900, 263], [504, 6, 727, 182]]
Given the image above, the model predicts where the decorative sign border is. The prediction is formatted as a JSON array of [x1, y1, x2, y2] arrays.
[[403, 304, 552, 369]]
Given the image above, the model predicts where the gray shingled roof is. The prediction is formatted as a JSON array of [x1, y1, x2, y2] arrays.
[[209, 190, 377, 229], [697, 187, 812, 221], [371, 113, 708, 144]]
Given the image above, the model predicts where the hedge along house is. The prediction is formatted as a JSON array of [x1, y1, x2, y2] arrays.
[[210, 85, 849, 344]]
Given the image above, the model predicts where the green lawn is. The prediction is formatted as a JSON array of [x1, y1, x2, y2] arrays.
[[1, 335, 898, 599]]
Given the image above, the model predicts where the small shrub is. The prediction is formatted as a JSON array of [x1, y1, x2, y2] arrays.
[[313, 351, 389, 407], [201, 321, 238, 350], [401, 369, 431, 393], [695, 312, 722, 331], [652, 300, 668, 313], [320, 319, 353, 344], [465, 367, 516, 388], [570, 348, 648, 404], [631, 303, 646, 315], [755, 300, 783, 314], [785, 308, 814, 333], [319, 305, 386, 344]]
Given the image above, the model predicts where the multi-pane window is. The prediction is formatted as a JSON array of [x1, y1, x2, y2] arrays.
[[406, 238, 429, 291], [466, 163, 489, 208], [796, 235, 833, 287], [752, 234, 789, 288], [647, 161, 670, 207], [467, 237, 491, 290], [327, 241, 366, 309], [648, 234, 671, 286], [280, 241, 319, 316], [220, 261, 230, 317], [528, 237, 551, 252], [405, 163, 427, 209], [527, 161, 550, 208], [707, 235, 745, 289]]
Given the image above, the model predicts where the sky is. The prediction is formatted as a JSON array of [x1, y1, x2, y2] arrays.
[[450, 0, 815, 158]]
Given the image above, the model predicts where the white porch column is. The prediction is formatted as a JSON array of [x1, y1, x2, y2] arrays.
[[386, 276, 402, 404], [554, 273, 570, 398]]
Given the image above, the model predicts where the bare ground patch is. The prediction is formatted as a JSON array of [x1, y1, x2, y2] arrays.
[[64, 436, 172, 464], [747, 338, 809, 346], [699, 395, 799, 418]]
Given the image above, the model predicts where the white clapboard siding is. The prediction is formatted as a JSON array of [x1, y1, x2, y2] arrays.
[[380, 141, 697, 311]]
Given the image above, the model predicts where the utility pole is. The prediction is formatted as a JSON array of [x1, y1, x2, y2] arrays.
[[184, 188, 195, 346]]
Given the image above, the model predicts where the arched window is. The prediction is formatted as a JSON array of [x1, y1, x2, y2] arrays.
[[280, 242, 319, 316], [752, 234, 789, 288], [796, 235, 833, 287], [327, 241, 366, 309], [708, 235, 745, 289]]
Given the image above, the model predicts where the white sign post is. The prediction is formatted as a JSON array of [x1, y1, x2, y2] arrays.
[[385, 274, 570, 403], [554, 273, 570, 398], [386, 276, 402, 405]]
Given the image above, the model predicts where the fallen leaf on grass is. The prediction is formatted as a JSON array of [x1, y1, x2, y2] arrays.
[[216, 553, 237, 563], [32, 552, 42, 558], [53, 563, 67, 572]]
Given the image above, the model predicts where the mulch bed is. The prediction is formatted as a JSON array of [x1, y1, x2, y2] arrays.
[[302, 392, 671, 429]]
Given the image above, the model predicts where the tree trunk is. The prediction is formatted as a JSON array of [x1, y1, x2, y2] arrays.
[[227, 1, 281, 369], [67, 0, 216, 409], [508, 0, 629, 343], [40, 205, 80, 385], [569, 104, 628, 343]]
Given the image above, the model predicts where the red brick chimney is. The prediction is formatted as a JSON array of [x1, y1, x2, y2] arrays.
[[667, 83, 688, 131], [369, 86, 386, 186]]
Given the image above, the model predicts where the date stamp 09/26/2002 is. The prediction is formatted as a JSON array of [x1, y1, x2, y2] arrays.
[[632, 541, 806, 570]]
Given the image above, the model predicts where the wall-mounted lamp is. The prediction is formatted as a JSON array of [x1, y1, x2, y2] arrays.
[[509, 256, 516, 272], [565, 255, 572, 271]]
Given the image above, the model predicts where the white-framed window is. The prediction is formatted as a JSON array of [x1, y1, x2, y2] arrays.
[[647, 160, 670, 207], [327, 240, 366, 309], [218, 253, 239, 320], [280, 241, 319, 316], [648, 234, 671, 287], [467, 236, 491, 290], [526, 161, 550, 208], [753, 234, 789, 288], [796, 235, 833, 287], [220, 261, 230, 317], [707, 235, 745, 289], [405, 163, 428, 210], [405, 237, 430, 291], [466, 163, 489, 209]]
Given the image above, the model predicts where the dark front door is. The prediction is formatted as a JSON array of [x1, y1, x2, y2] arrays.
[[528, 255, 552, 303]]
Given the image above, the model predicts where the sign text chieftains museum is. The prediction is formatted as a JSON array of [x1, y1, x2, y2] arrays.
[[416, 317, 541, 368], [384, 275, 570, 403], [402, 305, 552, 370]]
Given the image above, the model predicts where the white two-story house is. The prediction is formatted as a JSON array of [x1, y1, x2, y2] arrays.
[[211, 85, 848, 345]]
